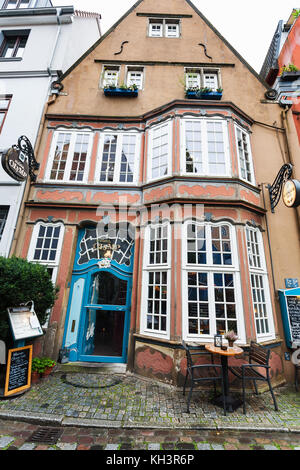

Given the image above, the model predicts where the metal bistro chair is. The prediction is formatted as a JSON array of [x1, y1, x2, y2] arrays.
[[182, 340, 226, 415], [229, 341, 279, 414]]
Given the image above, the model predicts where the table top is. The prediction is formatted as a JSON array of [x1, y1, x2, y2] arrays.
[[205, 343, 244, 357]]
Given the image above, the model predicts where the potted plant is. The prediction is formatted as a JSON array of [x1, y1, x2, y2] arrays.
[[280, 64, 300, 81], [41, 358, 56, 377], [31, 357, 44, 384], [225, 330, 238, 348]]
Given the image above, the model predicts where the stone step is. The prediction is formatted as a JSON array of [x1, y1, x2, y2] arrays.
[[54, 362, 127, 375]]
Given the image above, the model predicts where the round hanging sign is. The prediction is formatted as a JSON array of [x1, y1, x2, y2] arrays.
[[1, 147, 29, 182], [282, 179, 300, 208]]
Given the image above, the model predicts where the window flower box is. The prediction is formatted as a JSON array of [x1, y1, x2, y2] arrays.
[[103, 85, 138, 97], [185, 87, 223, 100], [280, 71, 300, 82]]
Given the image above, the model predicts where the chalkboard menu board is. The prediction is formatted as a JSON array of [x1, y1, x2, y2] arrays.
[[286, 296, 300, 342], [279, 288, 300, 348], [4, 346, 32, 397]]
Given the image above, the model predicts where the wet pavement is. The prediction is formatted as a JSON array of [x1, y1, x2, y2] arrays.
[[0, 369, 299, 451]]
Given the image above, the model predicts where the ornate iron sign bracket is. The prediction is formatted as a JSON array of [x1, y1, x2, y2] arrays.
[[17, 135, 40, 182], [268, 163, 293, 212]]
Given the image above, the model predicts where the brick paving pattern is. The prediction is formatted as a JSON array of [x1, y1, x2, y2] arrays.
[[0, 371, 299, 450]]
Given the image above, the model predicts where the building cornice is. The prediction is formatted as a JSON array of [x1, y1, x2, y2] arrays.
[[46, 99, 255, 126]]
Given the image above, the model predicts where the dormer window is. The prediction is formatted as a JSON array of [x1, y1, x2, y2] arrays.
[[149, 18, 180, 38], [3, 0, 30, 8]]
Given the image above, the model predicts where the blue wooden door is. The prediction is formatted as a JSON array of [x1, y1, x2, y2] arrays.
[[78, 269, 132, 363], [62, 224, 134, 364]]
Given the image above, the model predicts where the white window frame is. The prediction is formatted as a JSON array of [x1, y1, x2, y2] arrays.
[[148, 18, 180, 38], [27, 222, 65, 284], [185, 68, 221, 91], [235, 124, 255, 185], [95, 130, 141, 185], [147, 120, 173, 182], [140, 222, 172, 339], [45, 129, 94, 184], [246, 226, 275, 342], [182, 221, 246, 344], [0, 206, 9, 244], [101, 66, 120, 88], [126, 66, 144, 90], [180, 117, 231, 177]]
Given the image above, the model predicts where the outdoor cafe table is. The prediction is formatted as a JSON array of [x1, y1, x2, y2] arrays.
[[205, 343, 244, 413]]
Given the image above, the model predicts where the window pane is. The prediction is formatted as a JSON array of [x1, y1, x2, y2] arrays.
[[119, 134, 136, 182], [100, 134, 118, 182], [32, 224, 61, 263], [50, 133, 71, 180], [0, 207, 9, 242], [237, 128, 252, 183], [185, 120, 202, 174], [206, 121, 226, 175], [187, 224, 206, 264], [187, 272, 209, 335], [146, 271, 168, 332], [151, 124, 170, 179], [69, 133, 89, 181]]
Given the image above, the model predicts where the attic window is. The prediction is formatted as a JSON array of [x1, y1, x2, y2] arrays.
[[148, 18, 180, 38], [102, 66, 120, 88]]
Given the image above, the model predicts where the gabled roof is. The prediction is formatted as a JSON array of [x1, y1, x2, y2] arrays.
[[59, 0, 268, 89]]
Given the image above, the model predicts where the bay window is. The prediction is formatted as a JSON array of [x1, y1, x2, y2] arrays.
[[183, 222, 245, 342], [181, 118, 230, 176]]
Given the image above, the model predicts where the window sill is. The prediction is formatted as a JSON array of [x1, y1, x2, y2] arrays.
[[0, 57, 22, 62]]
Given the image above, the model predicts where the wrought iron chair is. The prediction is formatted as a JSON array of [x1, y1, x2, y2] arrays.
[[182, 340, 226, 415], [228, 341, 279, 414]]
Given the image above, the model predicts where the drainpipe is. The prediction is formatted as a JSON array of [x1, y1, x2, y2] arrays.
[[281, 106, 300, 240]]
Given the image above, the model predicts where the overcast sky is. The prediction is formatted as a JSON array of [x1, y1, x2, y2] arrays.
[[51, 0, 298, 72]]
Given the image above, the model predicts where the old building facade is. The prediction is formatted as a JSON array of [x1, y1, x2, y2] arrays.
[[13, 0, 300, 386]]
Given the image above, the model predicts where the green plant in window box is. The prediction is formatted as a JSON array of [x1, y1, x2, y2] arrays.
[[280, 64, 299, 74]]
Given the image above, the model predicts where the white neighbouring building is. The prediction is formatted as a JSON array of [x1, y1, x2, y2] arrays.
[[0, 0, 101, 256]]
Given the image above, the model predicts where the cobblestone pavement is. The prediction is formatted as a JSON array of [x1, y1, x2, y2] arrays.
[[0, 371, 299, 451], [0, 419, 299, 451]]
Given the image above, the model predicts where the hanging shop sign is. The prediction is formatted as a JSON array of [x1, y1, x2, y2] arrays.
[[282, 179, 300, 209], [4, 345, 32, 397], [268, 163, 293, 212], [1, 135, 39, 182], [1, 146, 28, 182]]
